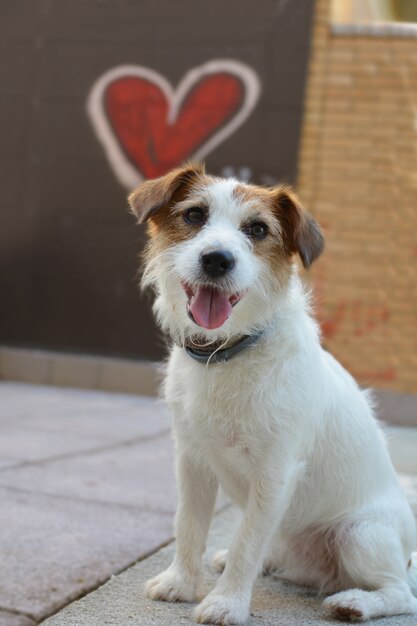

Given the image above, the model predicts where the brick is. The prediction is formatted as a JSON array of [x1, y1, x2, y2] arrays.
[[298, 0, 417, 393]]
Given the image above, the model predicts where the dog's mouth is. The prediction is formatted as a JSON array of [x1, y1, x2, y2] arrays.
[[182, 282, 243, 330]]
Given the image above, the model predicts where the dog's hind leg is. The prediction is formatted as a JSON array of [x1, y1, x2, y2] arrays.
[[212, 549, 228, 573], [212, 548, 277, 576], [409, 553, 417, 596], [324, 585, 417, 621], [323, 520, 417, 621]]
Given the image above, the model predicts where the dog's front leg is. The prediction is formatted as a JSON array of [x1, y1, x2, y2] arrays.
[[194, 461, 299, 625], [146, 451, 218, 603]]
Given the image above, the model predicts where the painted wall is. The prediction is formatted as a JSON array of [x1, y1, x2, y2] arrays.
[[298, 0, 417, 393], [0, 0, 314, 360]]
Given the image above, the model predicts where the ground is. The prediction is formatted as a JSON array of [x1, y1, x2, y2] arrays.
[[0, 382, 416, 626]]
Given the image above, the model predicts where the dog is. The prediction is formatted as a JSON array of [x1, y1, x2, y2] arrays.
[[128, 163, 417, 624]]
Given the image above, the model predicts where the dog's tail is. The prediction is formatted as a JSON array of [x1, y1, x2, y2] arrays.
[[408, 552, 417, 596]]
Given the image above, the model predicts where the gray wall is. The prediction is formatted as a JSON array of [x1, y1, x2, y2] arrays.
[[0, 0, 315, 361]]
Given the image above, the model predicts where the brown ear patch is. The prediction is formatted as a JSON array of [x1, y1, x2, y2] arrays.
[[128, 162, 206, 224], [274, 187, 324, 268], [233, 182, 324, 268]]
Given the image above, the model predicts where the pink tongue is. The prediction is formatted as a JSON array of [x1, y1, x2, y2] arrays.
[[189, 286, 232, 329]]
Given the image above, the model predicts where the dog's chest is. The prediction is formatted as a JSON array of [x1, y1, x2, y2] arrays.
[[167, 353, 276, 466], [187, 406, 257, 476], [182, 390, 254, 450]]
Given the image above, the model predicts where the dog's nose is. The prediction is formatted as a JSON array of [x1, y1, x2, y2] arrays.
[[200, 250, 235, 278]]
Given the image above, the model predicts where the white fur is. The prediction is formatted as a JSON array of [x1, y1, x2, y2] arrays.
[[143, 178, 417, 624]]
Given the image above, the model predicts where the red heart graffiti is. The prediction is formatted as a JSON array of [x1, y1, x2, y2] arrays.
[[88, 62, 260, 187], [107, 74, 244, 180]]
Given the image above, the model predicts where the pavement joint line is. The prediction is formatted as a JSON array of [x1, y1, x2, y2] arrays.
[[1, 398, 165, 422], [0, 427, 171, 474], [37, 536, 175, 624], [38, 504, 225, 623], [0, 482, 176, 516], [0, 604, 37, 622], [0, 418, 159, 439], [39, 507, 231, 625], [0, 461, 25, 471]]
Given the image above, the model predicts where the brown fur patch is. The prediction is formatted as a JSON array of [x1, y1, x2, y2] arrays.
[[275, 187, 324, 268], [233, 183, 295, 286], [128, 162, 207, 225], [332, 605, 363, 621], [233, 182, 278, 208], [233, 184, 284, 240], [234, 182, 324, 269], [133, 169, 324, 285], [129, 162, 212, 262]]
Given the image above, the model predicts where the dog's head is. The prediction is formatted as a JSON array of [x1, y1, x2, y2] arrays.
[[129, 163, 324, 342]]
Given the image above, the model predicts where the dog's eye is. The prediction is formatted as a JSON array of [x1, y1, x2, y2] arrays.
[[184, 207, 205, 225], [246, 222, 268, 240]]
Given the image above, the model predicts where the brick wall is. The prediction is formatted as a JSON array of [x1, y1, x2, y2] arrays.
[[298, 0, 417, 393]]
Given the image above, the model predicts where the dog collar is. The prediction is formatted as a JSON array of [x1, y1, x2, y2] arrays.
[[183, 330, 265, 364]]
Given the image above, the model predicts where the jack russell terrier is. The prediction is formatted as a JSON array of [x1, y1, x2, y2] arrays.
[[128, 163, 417, 624]]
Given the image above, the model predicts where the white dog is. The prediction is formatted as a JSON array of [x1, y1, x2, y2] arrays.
[[129, 163, 417, 624]]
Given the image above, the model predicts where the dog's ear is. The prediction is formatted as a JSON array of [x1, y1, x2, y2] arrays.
[[274, 186, 324, 269], [128, 162, 205, 224]]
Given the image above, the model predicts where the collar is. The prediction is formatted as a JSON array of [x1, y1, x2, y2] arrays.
[[183, 329, 265, 364]]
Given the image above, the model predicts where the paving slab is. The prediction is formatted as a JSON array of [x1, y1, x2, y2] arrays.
[[0, 383, 144, 416], [0, 434, 177, 513], [0, 424, 112, 463], [0, 611, 36, 626], [0, 382, 176, 623], [0, 382, 170, 440], [0, 383, 171, 466], [41, 506, 417, 626], [0, 458, 22, 470], [3, 402, 170, 442], [0, 382, 415, 625], [0, 485, 173, 621]]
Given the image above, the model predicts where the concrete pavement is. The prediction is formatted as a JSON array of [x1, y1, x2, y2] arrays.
[[41, 506, 417, 626], [0, 382, 176, 625], [0, 381, 416, 626]]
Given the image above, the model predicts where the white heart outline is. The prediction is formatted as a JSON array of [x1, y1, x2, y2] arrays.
[[87, 60, 261, 189]]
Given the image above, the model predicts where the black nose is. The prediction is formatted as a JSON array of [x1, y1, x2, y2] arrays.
[[201, 250, 235, 278]]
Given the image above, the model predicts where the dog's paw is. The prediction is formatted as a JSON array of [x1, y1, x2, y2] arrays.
[[324, 587, 417, 621], [145, 567, 196, 603], [194, 593, 249, 624], [323, 590, 368, 621], [212, 549, 228, 573]]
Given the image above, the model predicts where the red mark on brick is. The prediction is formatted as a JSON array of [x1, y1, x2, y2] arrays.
[[320, 300, 347, 340], [352, 300, 389, 337], [349, 367, 396, 383], [319, 299, 389, 340]]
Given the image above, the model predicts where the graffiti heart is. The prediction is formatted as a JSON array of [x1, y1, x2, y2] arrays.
[[87, 60, 261, 189]]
